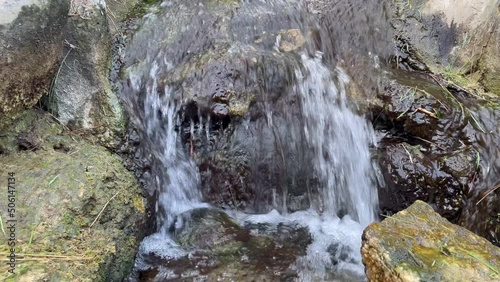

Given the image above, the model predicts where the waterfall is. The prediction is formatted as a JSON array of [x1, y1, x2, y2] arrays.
[[295, 52, 378, 227], [122, 1, 384, 280], [230, 53, 379, 281], [133, 62, 207, 233]]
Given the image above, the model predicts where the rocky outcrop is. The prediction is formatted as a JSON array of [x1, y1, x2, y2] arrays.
[[122, 0, 319, 214], [0, 0, 133, 147], [0, 110, 145, 282], [47, 0, 125, 148], [390, 0, 500, 95], [362, 200, 500, 282], [0, 0, 70, 129], [373, 69, 500, 245], [373, 75, 479, 221]]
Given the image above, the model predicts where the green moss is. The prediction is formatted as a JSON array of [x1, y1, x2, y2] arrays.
[[0, 111, 145, 282], [126, 0, 162, 19], [442, 66, 470, 87]]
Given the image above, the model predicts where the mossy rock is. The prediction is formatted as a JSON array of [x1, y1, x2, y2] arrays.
[[0, 111, 145, 282], [362, 200, 500, 282]]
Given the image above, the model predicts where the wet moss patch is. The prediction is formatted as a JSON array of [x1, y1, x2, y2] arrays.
[[0, 110, 145, 281]]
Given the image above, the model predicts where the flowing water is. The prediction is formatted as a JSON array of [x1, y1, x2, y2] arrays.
[[295, 53, 378, 227], [121, 0, 389, 280]]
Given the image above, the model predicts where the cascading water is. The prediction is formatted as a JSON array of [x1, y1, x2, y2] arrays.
[[124, 61, 209, 269], [121, 0, 387, 280], [230, 53, 379, 281], [295, 52, 378, 227], [130, 62, 207, 232]]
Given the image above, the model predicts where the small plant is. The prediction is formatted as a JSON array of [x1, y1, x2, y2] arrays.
[[28, 223, 39, 247]]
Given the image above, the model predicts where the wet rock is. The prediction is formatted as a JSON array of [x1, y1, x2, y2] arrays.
[[327, 243, 357, 266], [373, 69, 500, 245], [362, 200, 500, 282], [0, 110, 145, 281], [171, 208, 245, 250], [0, 0, 70, 129], [441, 148, 477, 182], [47, 0, 125, 148], [136, 208, 311, 281], [374, 73, 466, 148], [123, 0, 318, 214], [458, 106, 500, 246], [378, 141, 476, 223], [277, 29, 306, 52]]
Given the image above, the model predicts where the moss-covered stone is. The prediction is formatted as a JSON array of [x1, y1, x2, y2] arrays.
[[173, 208, 243, 250], [362, 200, 500, 282], [0, 110, 145, 281]]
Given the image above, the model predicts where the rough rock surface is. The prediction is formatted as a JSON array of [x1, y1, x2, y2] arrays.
[[373, 73, 478, 222], [0, 110, 145, 282], [49, 0, 125, 148], [0, 0, 70, 129], [390, 0, 500, 95], [372, 64, 500, 245], [277, 29, 306, 52], [362, 200, 500, 282]]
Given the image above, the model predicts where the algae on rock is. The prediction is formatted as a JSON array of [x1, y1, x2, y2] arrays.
[[362, 200, 500, 282]]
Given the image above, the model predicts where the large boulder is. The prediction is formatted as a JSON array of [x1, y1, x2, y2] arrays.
[[0, 0, 70, 129], [362, 200, 500, 282], [47, 0, 125, 148], [0, 110, 145, 281]]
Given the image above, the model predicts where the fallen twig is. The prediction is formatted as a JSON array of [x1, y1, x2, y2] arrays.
[[476, 183, 500, 205], [401, 144, 413, 164], [413, 136, 446, 151], [89, 192, 120, 229], [414, 107, 437, 119]]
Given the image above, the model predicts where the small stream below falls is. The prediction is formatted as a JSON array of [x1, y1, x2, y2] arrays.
[[117, 0, 498, 281]]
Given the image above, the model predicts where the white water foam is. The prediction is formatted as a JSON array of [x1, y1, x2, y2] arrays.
[[230, 209, 366, 281]]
